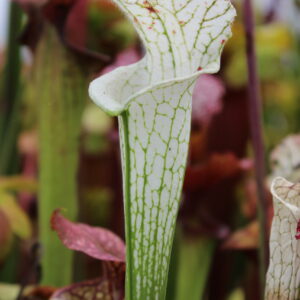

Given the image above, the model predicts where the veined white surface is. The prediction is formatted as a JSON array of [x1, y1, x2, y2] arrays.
[[89, 1, 236, 299], [270, 135, 300, 183], [265, 177, 300, 300]]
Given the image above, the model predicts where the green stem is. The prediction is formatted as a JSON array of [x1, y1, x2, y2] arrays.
[[165, 230, 179, 300], [0, 2, 22, 175], [36, 25, 85, 286], [175, 234, 215, 300], [120, 112, 133, 300]]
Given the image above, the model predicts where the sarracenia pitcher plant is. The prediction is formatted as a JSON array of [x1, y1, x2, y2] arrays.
[[265, 177, 300, 300], [89, 1, 236, 299]]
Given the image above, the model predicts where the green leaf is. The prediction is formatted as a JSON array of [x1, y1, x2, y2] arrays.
[[35, 24, 85, 286], [175, 236, 215, 300], [0, 176, 37, 194], [89, 1, 236, 299], [0, 284, 20, 300], [0, 284, 56, 300], [0, 192, 32, 239]]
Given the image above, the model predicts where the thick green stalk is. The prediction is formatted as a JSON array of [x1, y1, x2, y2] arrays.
[[36, 25, 85, 286], [0, 2, 22, 175], [175, 235, 215, 300]]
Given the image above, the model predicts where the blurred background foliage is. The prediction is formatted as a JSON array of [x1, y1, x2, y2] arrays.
[[0, 0, 300, 299]]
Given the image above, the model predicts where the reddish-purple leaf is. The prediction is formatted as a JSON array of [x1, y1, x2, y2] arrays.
[[51, 210, 125, 262], [184, 153, 252, 190], [17, 0, 110, 64], [50, 277, 115, 300]]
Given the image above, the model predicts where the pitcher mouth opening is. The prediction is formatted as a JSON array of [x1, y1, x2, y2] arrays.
[[89, 59, 220, 117], [271, 177, 300, 220]]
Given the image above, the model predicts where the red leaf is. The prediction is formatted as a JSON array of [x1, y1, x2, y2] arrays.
[[51, 210, 125, 262], [17, 0, 110, 63], [184, 153, 252, 190]]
